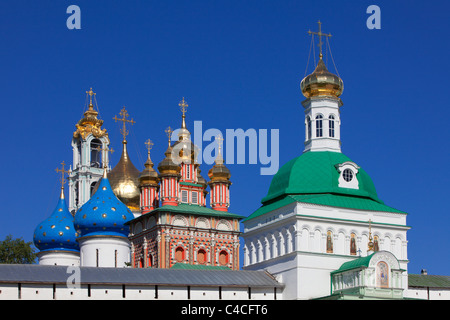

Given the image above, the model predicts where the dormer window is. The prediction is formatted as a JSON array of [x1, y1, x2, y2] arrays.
[[336, 162, 360, 189]]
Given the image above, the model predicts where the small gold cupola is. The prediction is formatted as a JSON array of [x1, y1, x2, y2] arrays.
[[73, 88, 108, 139], [300, 21, 343, 99]]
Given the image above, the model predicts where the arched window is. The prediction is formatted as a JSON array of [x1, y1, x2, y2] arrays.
[[306, 116, 312, 140], [316, 115, 323, 137], [329, 115, 335, 137], [219, 250, 229, 266], [148, 254, 153, 268], [175, 246, 185, 262], [90, 139, 102, 168], [197, 249, 206, 264]]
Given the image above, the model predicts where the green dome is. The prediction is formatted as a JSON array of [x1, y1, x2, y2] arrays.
[[261, 151, 381, 204]]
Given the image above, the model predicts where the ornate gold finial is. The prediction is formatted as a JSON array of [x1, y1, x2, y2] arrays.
[[368, 219, 374, 252], [308, 20, 332, 59], [113, 107, 136, 142], [165, 126, 173, 147], [86, 87, 96, 107], [145, 139, 154, 153], [179, 97, 188, 129]]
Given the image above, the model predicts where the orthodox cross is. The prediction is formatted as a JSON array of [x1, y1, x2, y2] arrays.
[[308, 20, 332, 58], [145, 138, 154, 155], [113, 107, 136, 141], [55, 161, 70, 188], [95, 145, 114, 167], [86, 87, 96, 106], [179, 97, 188, 116], [165, 126, 173, 147], [215, 134, 224, 164], [179, 97, 188, 129]]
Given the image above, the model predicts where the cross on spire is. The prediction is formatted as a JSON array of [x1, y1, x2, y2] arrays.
[[308, 20, 332, 59], [165, 126, 173, 147], [86, 87, 96, 106], [145, 138, 154, 153], [179, 97, 188, 129], [55, 161, 70, 189], [113, 107, 136, 142]]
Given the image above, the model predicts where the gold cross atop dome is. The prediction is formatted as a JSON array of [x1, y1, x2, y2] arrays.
[[145, 139, 154, 153], [179, 97, 188, 129], [179, 97, 188, 115], [165, 126, 173, 147], [86, 87, 96, 106], [55, 161, 70, 198], [113, 107, 136, 142], [308, 20, 332, 59]]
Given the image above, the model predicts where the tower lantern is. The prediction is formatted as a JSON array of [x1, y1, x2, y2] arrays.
[[139, 139, 160, 213], [208, 135, 231, 212]]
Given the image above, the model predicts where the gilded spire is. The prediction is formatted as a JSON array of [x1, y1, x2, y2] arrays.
[[367, 219, 374, 252], [86, 87, 96, 108], [179, 97, 188, 129], [113, 107, 136, 142], [144, 138, 154, 165], [165, 126, 173, 147], [215, 134, 224, 165]]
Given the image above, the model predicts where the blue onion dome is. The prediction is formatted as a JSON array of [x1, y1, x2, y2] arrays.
[[74, 169, 134, 238], [33, 189, 79, 252]]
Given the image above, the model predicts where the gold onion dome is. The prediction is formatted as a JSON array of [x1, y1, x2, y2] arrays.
[[208, 140, 231, 185], [300, 57, 344, 98], [157, 144, 181, 176], [107, 140, 141, 212], [139, 145, 159, 187]]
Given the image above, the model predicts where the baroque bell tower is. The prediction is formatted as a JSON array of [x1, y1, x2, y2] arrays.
[[68, 88, 111, 213]]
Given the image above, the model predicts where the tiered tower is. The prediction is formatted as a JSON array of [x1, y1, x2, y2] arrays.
[[139, 139, 160, 213], [68, 88, 111, 213], [128, 98, 243, 270], [242, 22, 409, 300]]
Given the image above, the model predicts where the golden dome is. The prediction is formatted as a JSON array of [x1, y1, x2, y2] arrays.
[[108, 140, 141, 212], [300, 58, 343, 98], [139, 150, 159, 187], [157, 145, 181, 176]]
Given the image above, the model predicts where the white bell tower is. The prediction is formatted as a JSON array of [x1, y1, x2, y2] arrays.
[[68, 88, 111, 214]]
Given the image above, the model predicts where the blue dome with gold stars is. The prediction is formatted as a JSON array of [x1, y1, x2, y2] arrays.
[[33, 190, 79, 252], [74, 171, 134, 238]]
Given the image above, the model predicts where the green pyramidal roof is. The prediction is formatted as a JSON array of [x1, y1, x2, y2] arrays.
[[244, 151, 406, 222], [262, 151, 380, 203]]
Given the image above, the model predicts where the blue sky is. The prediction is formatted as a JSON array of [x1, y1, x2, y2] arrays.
[[0, 1, 448, 275]]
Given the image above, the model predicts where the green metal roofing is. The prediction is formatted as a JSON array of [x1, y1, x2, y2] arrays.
[[170, 263, 231, 271], [262, 151, 381, 204], [408, 274, 450, 288], [127, 204, 244, 226], [243, 151, 406, 222], [331, 253, 375, 275], [243, 193, 406, 222]]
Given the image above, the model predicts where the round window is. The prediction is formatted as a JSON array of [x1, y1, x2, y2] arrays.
[[343, 169, 353, 182]]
